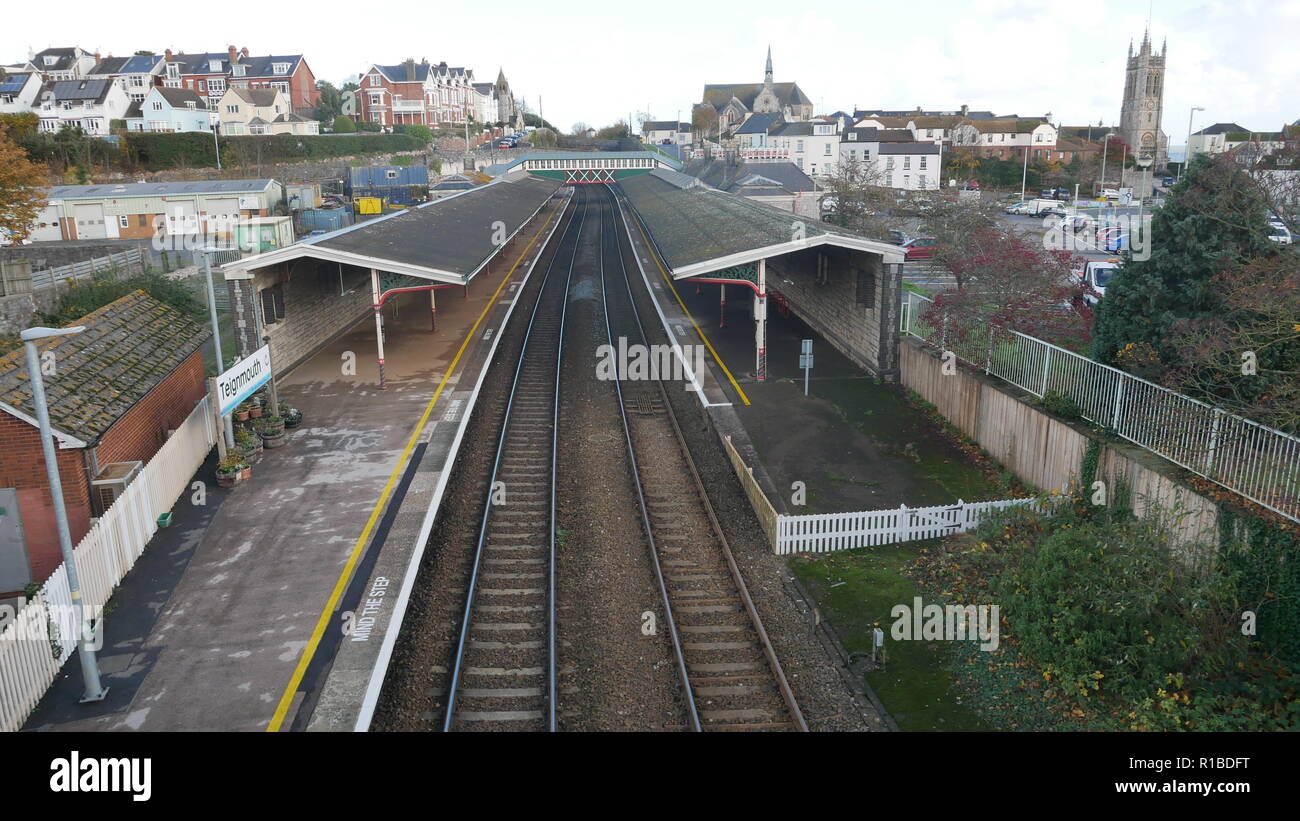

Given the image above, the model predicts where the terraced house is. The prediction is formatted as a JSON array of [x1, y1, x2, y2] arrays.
[[216, 87, 318, 136], [357, 58, 478, 127], [159, 46, 319, 116], [34, 78, 131, 135]]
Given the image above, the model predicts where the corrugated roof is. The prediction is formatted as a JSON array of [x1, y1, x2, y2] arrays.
[[619, 172, 897, 276], [0, 291, 208, 444], [313, 175, 560, 277], [46, 179, 276, 198]]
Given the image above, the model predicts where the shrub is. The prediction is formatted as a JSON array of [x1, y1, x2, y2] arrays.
[[332, 116, 356, 134], [40, 271, 204, 325], [357, 120, 381, 132]]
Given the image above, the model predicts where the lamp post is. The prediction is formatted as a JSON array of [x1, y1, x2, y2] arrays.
[[210, 113, 222, 171], [1019, 144, 1030, 201], [21, 325, 108, 704], [1099, 129, 1113, 193], [1179, 106, 1205, 182]]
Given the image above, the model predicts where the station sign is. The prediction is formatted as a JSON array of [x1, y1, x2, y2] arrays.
[[216, 345, 272, 416]]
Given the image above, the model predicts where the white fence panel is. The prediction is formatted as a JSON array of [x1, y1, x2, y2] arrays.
[[0, 396, 215, 731], [775, 497, 1039, 555]]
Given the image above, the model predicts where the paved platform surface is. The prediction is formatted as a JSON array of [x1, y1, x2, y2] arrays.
[[24, 198, 565, 732]]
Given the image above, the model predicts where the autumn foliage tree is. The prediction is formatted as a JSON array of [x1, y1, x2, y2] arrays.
[[0, 122, 47, 243], [1163, 253, 1300, 433], [923, 227, 1090, 354]]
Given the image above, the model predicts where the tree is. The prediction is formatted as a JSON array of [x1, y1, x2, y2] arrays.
[[0, 123, 47, 243], [924, 227, 1090, 352], [1163, 253, 1299, 432], [570, 122, 589, 136], [396, 123, 432, 143], [691, 106, 718, 143], [316, 81, 343, 124], [821, 157, 894, 241], [332, 115, 357, 134], [1091, 154, 1276, 365]]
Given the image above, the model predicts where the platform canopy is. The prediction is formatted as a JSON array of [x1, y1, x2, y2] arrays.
[[618, 169, 905, 278], [223, 174, 561, 283]]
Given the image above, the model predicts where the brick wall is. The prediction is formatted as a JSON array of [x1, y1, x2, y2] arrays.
[[0, 414, 92, 591], [766, 246, 901, 378], [93, 352, 206, 468]]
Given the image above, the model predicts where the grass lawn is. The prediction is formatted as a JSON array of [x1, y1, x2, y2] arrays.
[[791, 542, 993, 731]]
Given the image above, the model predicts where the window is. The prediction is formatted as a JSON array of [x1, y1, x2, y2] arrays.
[[796, 139, 804, 153], [919, 175, 927, 189], [926, 129, 934, 138], [226, 104, 239, 113], [260, 284, 285, 324], [904, 157, 911, 170], [152, 101, 163, 110], [919, 156, 927, 169], [855, 267, 876, 308], [232, 65, 246, 77], [903, 174, 910, 188], [386, 169, 399, 180], [208, 79, 225, 94], [886, 157, 895, 169], [369, 94, 381, 106], [166, 64, 179, 80], [370, 74, 381, 87], [272, 62, 290, 75], [824, 142, 831, 155], [848, 132, 857, 141], [119, 215, 129, 228]]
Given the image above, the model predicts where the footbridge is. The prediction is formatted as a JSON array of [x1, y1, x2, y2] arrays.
[[487, 150, 681, 184]]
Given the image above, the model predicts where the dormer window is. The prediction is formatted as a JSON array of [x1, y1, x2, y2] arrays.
[[210, 59, 222, 72], [232, 65, 246, 77], [186, 101, 196, 109], [272, 62, 289, 75], [44, 56, 56, 66], [166, 63, 179, 80]]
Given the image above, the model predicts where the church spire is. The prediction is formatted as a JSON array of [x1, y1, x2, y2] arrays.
[[764, 46, 773, 85]]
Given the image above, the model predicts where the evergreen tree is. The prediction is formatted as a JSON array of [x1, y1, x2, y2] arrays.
[[1091, 154, 1275, 365]]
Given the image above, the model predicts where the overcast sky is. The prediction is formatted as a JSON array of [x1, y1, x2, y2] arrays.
[[5, 0, 1296, 142]]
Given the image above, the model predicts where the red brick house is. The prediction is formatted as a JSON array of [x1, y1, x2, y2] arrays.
[[0, 292, 209, 595], [162, 46, 320, 117]]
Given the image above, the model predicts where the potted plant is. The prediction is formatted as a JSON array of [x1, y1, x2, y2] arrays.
[[216, 454, 248, 488], [249, 398, 264, 419], [235, 401, 252, 422], [258, 415, 287, 447], [236, 427, 262, 459], [280, 404, 303, 430]]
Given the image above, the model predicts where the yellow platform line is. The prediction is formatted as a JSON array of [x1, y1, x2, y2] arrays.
[[266, 204, 561, 732], [627, 208, 751, 406]]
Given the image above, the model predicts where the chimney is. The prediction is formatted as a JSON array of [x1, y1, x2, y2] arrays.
[[164, 48, 173, 62], [93, 51, 100, 62], [240, 47, 249, 59], [961, 103, 969, 117], [404, 58, 415, 81], [227, 45, 237, 64]]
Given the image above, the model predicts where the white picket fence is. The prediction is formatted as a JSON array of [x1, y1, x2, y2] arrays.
[[0, 396, 215, 732], [775, 497, 1040, 555]]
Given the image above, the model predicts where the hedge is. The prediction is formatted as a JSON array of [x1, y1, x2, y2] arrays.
[[121, 132, 423, 170]]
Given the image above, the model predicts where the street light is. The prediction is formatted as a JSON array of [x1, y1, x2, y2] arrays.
[[20, 325, 108, 704], [1179, 106, 1205, 183]]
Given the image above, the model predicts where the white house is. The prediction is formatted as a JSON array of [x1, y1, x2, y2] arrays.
[[88, 54, 166, 103], [769, 118, 841, 177], [34, 78, 132, 135], [0, 71, 43, 114], [25, 47, 98, 82], [216, 86, 318, 135], [839, 126, 917, 172], [875, 143, 941, 190], [642, 120, 693, 145], [951, 119, 1057, 160], [124, 87, 212, 133]]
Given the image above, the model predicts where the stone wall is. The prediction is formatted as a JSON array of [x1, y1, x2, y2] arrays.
[[901, 338, 1222, 545], [0, 253, 146, 335], [765, 246, 900, 378]]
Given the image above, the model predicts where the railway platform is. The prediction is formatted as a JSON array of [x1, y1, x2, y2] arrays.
[[23, 197, 566, 733]]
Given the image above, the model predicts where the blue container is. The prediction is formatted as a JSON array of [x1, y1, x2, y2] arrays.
[[298, 208, 354, 233], [348, 165, 430, 190]]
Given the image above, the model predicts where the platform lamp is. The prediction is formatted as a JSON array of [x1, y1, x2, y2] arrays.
[[21, 325, 108, 703], [1179, 106, 1205, 183]]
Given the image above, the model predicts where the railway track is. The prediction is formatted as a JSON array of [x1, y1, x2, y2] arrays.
[[439, 186, 590, 732], [597, 185, 808, 732]]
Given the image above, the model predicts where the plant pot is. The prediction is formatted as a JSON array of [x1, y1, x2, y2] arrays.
[[284, 416, 302, 430], [262, 431, 287, 449], [216, 470, 240, 488], [259, 421, 285, 438], [157, 512, 173, 528], [235, 410, 250, 422], [241, 466, 252, 480], [249, 406, 263, 419]]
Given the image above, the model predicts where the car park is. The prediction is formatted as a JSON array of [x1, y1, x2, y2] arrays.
[[1005, 201, 1033, 215]]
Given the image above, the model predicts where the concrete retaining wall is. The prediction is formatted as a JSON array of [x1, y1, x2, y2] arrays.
[[901, 339, 1222, 545]]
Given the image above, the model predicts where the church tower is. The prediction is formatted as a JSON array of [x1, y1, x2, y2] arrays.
[[1119, 29, 1168, 167], [753, 46, 782, 115]]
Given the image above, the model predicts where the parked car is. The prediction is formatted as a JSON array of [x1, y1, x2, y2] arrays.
[[888, 229, 912, 245], [1097, 226, 1129, 252], [902, 237, 938, 260], [1267, 223, 1293, 245], [1162, 176, 1176, 186], [1004, 201, 1033, 215], [1078, 259, 1121, 307], [1039, 206, 1068, 219]]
